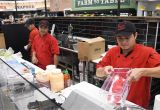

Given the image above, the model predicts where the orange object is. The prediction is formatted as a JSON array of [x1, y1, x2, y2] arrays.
[[29, 27, 39, 45], [64, 70, 71, 88], [49, 69, 64, 92]]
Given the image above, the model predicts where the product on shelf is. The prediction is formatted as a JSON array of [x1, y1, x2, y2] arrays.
[[63, 69, 71, 88]]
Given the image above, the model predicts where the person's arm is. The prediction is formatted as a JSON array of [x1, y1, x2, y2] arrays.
[[143, 67, 160, 77], [32, 51, 38, 64], [31, 40, 38, 64], [128, 66, 160, 82], [50, 37, 60, 66], [26, 42, 31, 50], [25, 31, 33, 50], [27, 42, 31, 49], [53, 54, 59, 67], [128, 48, 160, 82], [96, 51, 112, 77], [24, 42, 31, 50]]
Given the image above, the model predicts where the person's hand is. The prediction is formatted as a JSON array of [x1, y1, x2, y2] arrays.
[[24, 45, 28, 50], [96, 66, 113, 77], [128, 68, 145, 82], [32, 56, 38, 64], [104, 66, 114, 75], [24, 44, 31, 51]]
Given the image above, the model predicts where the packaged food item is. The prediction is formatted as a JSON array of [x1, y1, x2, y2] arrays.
[[36, 71, 49, 82], [22, 68, 29, 73], [49, 69, 64, 92], [36, 71, 50, 87], [46, 65, 56, 70], [101, 68, 131, 106], [63, 69, 71, 88]]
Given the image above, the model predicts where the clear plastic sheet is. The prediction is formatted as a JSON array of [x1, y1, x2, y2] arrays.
[[101, 68, 131, 107]]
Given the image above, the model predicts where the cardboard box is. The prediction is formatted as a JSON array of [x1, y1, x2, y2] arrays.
[[77, 37, 105, 61], [0, 33, 6, 49]]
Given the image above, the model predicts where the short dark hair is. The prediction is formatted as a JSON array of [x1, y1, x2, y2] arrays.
[[24, 18, 35, 27]]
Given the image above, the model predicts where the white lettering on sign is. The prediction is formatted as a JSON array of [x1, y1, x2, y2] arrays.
[[17, 5, 34, 9], [88, 0, 93, 5], [76, 0, 128, 7], [77, 0, 93, 6], [101, 0, 105, 4], [77, 1, 81, 6], [94, 0, 100, 4]]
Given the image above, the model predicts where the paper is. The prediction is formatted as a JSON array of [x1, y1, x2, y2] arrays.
[[153, 94, 160, 110]]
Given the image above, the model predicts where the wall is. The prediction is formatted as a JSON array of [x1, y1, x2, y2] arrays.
[[34, 17, 160, 51], [50, 0, 72, 12]]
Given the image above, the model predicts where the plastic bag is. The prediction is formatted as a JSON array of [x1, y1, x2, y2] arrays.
[[101, 68, 131, 107]]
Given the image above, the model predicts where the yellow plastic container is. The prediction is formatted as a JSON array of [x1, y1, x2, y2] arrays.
[[49, 69, 64, 92]]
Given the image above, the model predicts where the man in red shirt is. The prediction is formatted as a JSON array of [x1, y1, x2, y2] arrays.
[[32, 20, 59, 69], [24, 18, 39, 51], [96, 21, 160, 109]]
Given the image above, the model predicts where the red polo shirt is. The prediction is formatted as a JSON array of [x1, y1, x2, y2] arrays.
[[32, 33, 59, 69], [29, 27, 39, 44], [97, 44, 160, 109]]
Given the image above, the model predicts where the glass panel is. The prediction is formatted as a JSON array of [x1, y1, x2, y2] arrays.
[[0, 58, 64, 110]]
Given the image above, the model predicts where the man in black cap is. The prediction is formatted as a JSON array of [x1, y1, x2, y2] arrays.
[[24, 18, 39, 51], [31, 20, 59, 69], [96, 21, 160, 109]]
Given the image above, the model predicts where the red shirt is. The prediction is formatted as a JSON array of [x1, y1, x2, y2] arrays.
[[32, 33, 59, 69], [29, 27, 39, 44], [97, 44, 160, 109]]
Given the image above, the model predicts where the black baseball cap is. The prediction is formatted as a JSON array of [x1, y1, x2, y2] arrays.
[[24, 18, 35, 27], [39, 20, 49, 28], [115, 21, 136, 37]]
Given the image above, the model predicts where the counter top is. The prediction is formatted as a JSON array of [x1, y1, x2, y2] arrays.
[[0, 54, 64, 110]]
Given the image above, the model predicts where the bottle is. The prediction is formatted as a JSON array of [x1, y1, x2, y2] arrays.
[[79, 72, 83, 82], [85, 74, 88, 82], [68, 24, 73, 39], [49, 69, 64, 92], [63, 69, 71, 88]]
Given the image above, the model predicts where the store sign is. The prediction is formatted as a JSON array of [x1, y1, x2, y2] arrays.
[[0, 0, 50, 11], [72, 0, 136, 11], [17, 5, 34, 9], [75, 0, 130, 8]]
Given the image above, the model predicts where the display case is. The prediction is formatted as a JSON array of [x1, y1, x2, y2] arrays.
[[0, 57, 64, 110]]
